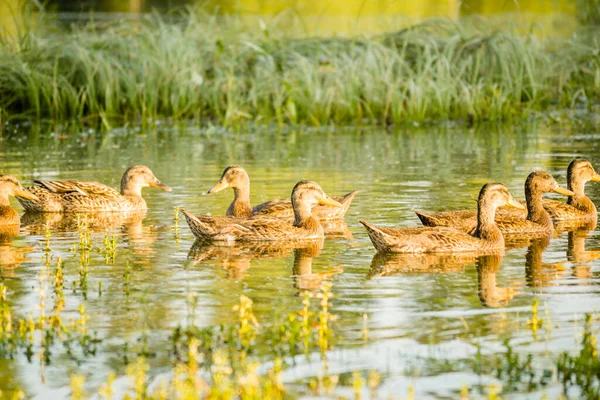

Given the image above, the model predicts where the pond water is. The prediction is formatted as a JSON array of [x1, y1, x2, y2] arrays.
[[1, 119, 600, 398]]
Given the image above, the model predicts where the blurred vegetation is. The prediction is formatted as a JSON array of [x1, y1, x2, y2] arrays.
[[578, 0, 600, 24], [0, 5, 598, 126]]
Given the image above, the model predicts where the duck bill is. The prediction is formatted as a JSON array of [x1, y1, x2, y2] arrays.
[[208, 180, 228, 194], [505, 197, 525, 209], [150, 179, 172, 192], [319, 196, 343, 208], [591, 174, 600, 182], [552, 186, 574, 196], [15, 188, 39, 201]]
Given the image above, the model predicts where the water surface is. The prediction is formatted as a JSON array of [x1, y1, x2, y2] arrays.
[[1, 120, 600, 398]]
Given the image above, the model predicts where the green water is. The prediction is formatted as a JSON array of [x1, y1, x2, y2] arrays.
[[1, 120, 600, 398]]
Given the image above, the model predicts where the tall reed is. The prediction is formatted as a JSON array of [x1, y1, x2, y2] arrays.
[[0, 8, 599, 126]]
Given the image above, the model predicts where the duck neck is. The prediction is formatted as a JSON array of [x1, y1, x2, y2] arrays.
[[525, 183, 552, 228], [0, 193, 17, 224], [293, 203, 323, 235], [228, 186, 253, 217], [474, 201, 503, 246], [569, 177, 586, 199], [0, 193, 10, 207], [121, 183, 143, 198], [567, 178, 595, 213]]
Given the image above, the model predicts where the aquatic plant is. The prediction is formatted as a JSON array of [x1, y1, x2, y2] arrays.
[[165, 286, 339, 399], [0, 8, 599, 126], [0, 263, 100, 364], [173, 206, 180, 244], [43, 222, 52, 252], [527, 298, 544, 341], [101, 234, 118, 264]]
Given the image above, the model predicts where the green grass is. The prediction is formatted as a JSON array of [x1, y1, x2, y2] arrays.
[[578, 0, 600, 25], [0, 8, 600, 126]]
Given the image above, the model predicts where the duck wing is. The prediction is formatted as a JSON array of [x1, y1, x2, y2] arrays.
[[542, 199, 588, 220], [253, 190, 358, 221], [182, 209, 313, 242], [360, 220, 488, 253], [34, 180, 119, 197], [414, 209, 477, 233], [252, 199, 294, 219]]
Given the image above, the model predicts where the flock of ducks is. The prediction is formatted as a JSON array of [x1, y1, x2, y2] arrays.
[[0, 159, 598, 257]]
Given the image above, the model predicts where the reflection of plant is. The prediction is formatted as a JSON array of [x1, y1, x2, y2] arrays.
[[557, 314, 600, 398], [317, 282, 335, 354], [165, 283, 366, 399], [0, 276, 99, 364], [527, 298, 544, 341], [234, 294, 259, 352], [43, 222, 52, 252], [494, 340, 547, 391]]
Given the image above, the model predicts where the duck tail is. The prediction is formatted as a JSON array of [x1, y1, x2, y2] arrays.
[[359, 219, 393, 252], [180, 208, 215, 240], [414, 210, 439, 227], [15, 187, 46, 212], [332, 190, 359, 217]]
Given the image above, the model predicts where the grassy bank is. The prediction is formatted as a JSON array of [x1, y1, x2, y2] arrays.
[[0, 9, 599, 126]]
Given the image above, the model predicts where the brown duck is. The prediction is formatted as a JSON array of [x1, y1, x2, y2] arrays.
[[208, 166, 357, 220], [182, 180, 342, 243], [360, 182, 524, 253], [542, 158, 600, 222], [16, 165, 171, 213], [0, 174, 38, 226], [475, 158, 599, 223], [414, 171, 573, 236]]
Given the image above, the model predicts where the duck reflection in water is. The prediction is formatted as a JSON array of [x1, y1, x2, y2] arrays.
[[0, 243, 34, 277], [321, 220, 353, 240], [21, 210, 148, 234], [524, 223, 600, 286], [564, 223, 600, 280], [20, 211, 159, 258], [187, 240, 293, 280], [368, 252, 517, 307], [368, 252, 481, 277], [476, 254, 517, 308], [292, 240, 342, 293], [188, 239, 341, 286], [524, 237, 564, 287], [0, 225, 33, 276], [0, 224, 19, 243]]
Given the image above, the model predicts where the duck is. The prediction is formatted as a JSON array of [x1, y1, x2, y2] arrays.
[[541, 158, 600, 222], [207, 166, 357, 220], [360, 182, 525, 253], [16, 165, 171, 213], [181, 180, 342, 242], [0, 174, 38, 226], [414, 171, 573, 236], [468, 159, 599, 223]]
